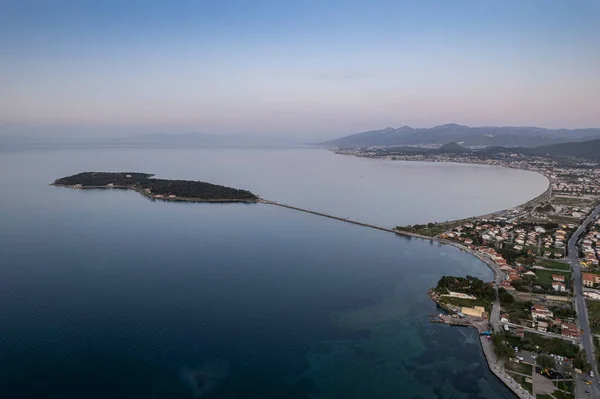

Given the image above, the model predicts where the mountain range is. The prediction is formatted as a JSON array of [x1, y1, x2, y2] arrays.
[[377, 139, 600, 162], [319, 124, 600, 149]]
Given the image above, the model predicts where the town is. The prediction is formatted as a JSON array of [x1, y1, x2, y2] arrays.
[[338, 148, 600, 399]]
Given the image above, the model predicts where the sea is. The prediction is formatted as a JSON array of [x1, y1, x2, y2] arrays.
[[0, 146, 548, 398]]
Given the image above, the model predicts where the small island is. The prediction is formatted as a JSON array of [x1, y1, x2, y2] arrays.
[[52, 172, 259, 203]]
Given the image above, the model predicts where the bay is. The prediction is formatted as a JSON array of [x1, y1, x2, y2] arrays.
[[0, 147, 535, 398]]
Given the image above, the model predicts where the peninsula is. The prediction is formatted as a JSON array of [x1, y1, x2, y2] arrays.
[[52, 172, 258, 203]]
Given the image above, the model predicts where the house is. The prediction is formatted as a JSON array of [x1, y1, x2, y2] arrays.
[[552, 275, 565, 282], [584, 291, 600, 300], [561, 323, 580, 339], [583, 273, 600, 287], [516, 327, 525, 338], [537, 321, 548, 332], [552, 282, 566, 292], [464, 238, 473, 245], [531, 304, 553, 320], [500, 313, 510, 323]]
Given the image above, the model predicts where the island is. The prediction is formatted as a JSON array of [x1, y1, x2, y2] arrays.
[[52, 172, 259, 203]]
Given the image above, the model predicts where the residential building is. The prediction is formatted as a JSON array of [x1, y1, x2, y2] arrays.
[[583, 273, 600, 287], [552, 282, 566, 292], [531, 304, 553, 320], [561, 323, 580, 339], [537, 321, 548, 332]]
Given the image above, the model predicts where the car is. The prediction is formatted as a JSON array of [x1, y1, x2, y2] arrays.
[[585, 380, 592, 385], [591, 371, 594, 378]]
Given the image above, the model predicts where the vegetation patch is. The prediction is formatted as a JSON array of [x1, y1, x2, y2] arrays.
[[538, 259, 571, 270], [53, 172, 258, 201], [506, 361, 533, 375], [587, 299, 600, 334], [534, 269, 571, 286]]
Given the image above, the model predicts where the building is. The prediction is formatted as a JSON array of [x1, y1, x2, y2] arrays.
[[584, 291, 600, 300], [537, 321, 548, 332], [552, 275, 565, 282], [461, 306, 486, 318], [552, 282, 566, 292], [583, 273, 600, 287], [531, 304, 553, 320], [444, 291, 477, 300], [561, 323, 580, 339], [500, 313, 510, 323]]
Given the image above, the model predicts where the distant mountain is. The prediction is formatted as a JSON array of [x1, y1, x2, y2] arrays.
[[319, 124, 600, 149], [381, 138, 600, 161], [500, 138, 600, 160]]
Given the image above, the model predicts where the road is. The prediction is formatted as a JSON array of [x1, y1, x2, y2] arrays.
[[567, 202, 600, 398], [503, 322, 580, 342]]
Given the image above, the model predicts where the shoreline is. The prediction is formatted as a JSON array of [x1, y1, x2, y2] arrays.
[[339, 153, 553, 227], [51, 183, 259, 204]]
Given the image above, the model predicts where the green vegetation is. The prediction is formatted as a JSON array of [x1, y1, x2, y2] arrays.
[[53, 172, 258, 201], [497, 247, 536, 265], [434, 275, 495, 299], [506, 361, 533, 375], [555, 380, 574, 393], [499, 290, 532, 323], [538, 259, 570, 270], [396, 222, 453, 237], [535, 395, 552, 399], [552, 196, 596, 206], [553, 391, 575, 399], [573, 351, 591, 373], [433, 275, 496, 311], [492, 333, 514, 360], [534, 269, 571, 286], [536, 354, 555, 369], [587, 299, 600, 334], [504, 333, 580, 358], [436, 296, 493, 313]]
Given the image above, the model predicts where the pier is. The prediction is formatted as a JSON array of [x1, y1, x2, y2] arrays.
[[261, 200, 436, 240]]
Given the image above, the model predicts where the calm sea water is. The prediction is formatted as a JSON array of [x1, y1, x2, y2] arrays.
[[0, 147, 537, 398]]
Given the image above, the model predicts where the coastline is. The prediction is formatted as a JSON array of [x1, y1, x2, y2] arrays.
[[51, 183, 259, 204], [350, 154, 553, 228]]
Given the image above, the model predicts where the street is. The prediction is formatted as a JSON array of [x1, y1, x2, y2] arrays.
[[567, 202, 600, 398]]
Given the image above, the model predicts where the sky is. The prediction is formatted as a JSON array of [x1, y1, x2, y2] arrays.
[[1, 0, 599, 138]]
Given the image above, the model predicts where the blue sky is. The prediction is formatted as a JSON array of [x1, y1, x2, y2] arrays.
[[1, 0, 599, 136]]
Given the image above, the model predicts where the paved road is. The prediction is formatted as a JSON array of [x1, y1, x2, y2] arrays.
[[567, 202, 600, 398], [503, 322, 579, 342]]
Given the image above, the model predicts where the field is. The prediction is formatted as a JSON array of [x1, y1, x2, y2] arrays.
[[551, 196, 597, 206], [534, 269, 571, 286], [538, 259, 571, 270], [587, 299, 600, 334]]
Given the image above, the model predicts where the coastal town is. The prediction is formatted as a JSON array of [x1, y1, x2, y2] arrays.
[[337, 148, 600, 399]]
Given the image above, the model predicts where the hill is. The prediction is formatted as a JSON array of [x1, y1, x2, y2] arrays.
[[378, 138, 600, 161], [320, 124, 600, 149]]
